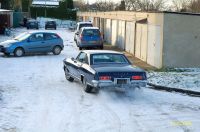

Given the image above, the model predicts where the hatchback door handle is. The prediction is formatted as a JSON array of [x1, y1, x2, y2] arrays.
[[41, 42, 45, 43]]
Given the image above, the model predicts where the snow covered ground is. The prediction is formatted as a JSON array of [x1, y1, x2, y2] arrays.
[[148, 70, 200, 92], [0, 28, 200, 132]]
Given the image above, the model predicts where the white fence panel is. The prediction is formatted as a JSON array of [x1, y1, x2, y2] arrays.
[[111, 20, 118, 46], [147, 25, 162, 68], [117, 20, 126, 50], [125, 21, 135, 55]]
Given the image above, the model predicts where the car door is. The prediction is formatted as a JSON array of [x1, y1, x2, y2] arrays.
[[71, 52, 87, 79], [27, 33, 46, 52], [44, 33, 58, 52]]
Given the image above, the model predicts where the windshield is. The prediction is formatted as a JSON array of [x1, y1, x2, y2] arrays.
[[82, 29, 100, 36], [14, 33, 31, 41], [79, 24, 93, 30], [92, 54, 129, 65]]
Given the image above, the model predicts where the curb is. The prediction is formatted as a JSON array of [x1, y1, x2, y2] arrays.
[[147, 83, 200, 97]]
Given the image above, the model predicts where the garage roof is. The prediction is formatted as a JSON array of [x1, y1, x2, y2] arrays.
[[0, 9, 12, 12], [32, 0, 59, 7]]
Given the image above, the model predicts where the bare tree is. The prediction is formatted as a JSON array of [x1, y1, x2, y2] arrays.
[[124, 0, 166, 11], [91, 0, 116, 11], [188, 0, 200, 12], [73, 0, 88, 11], [124, 0, 138, 10], [171, 0, 191, 11], [136, 0, 166, 11]]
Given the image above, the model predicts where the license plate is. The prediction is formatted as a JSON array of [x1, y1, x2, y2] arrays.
[[117, 79, 128, 84], [89, 41, 97, 44]]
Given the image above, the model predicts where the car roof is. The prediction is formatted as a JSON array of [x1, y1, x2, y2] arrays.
[[83, 50, 123, 55], [26, 31, 56, 34], [77, 22, 93, 25], [46, 20, 56, 22], [81, 27, 99, 30]]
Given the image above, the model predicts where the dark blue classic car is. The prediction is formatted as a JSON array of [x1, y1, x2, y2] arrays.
[[63, 50, 147, 93]]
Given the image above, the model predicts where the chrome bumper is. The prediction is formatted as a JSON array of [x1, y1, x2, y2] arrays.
[[91, 80, 147, 88]]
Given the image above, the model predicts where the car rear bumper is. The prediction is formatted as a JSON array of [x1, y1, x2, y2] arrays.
[[78, 43, 103, 48], [91, 80, 147, 88]]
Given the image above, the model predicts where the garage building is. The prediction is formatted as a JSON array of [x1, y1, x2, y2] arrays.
[[77, 11, 200, 69]]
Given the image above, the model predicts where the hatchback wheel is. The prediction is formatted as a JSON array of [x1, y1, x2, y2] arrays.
[[53, 46, 62, 55], [14, 48, 24, 57]]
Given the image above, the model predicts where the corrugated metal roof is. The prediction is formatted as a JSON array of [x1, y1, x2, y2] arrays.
[[32, 0, 59, 6], [0, 9, 12, 12]]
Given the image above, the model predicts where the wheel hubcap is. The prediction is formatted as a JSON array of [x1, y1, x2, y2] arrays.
[[16, 49, 23, 56], [54, 47, 61, 54]]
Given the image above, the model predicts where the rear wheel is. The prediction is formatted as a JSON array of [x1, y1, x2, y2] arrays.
[[83, 78, 93, 93], [64, 68, 74, 82], [53, 46, 62, 55], [14, 48, 24, 57]]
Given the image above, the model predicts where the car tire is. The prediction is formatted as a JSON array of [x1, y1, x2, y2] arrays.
[[55, 27, 56, 30], [52, 46, 62, 55], [83, 78, 93, 93], [14, 48, 24, 57], [64, 68, 74, 82]]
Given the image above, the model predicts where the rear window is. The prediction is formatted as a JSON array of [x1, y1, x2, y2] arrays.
[[82, 29, 100, 36], [92, 54, 129, 65], [47, 21, 55, 24], [79, 24, 93, 30]]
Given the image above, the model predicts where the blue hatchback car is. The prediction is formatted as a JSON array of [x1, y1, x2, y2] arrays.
[[76, 27, 103, 50], [0, 32, 64, 57]]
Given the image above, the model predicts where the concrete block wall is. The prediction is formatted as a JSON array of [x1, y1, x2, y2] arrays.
[[163, 13, 200, 68]]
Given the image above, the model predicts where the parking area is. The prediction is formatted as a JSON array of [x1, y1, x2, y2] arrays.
[[0, 28, 200, 132]]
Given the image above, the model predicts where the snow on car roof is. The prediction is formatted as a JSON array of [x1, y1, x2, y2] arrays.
[[81, 27, 99, 30], [77, 22, 92, 24], [83, 50, 123, 55]]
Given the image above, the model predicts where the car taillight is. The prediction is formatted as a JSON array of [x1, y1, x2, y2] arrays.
[[56, 34, 61, 38], [80, 35, 83, 41], [132, 75, 143, 80], [99, 76, 111, 80]]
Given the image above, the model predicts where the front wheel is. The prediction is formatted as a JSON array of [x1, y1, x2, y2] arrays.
[[53, 46, 62, 55], [64, 68, 74, 82], [14, 48, 24, 57]]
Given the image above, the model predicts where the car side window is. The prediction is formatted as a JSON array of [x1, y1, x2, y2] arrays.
[[45, 34, 58, 40], [29, 33, 44, 42], [77, 52, 88, 64]]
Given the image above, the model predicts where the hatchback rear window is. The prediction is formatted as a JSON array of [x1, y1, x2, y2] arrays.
[[79, 24, 93, 30], [82, 29, 100, 36]]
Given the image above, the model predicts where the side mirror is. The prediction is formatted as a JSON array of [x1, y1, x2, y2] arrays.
[[27, 38, 30, 42], [71, 57, 75, 61], [75, 32, 79, 35]]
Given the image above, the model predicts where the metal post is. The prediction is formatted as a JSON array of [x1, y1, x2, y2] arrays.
[[45, 0, 47, 17]]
